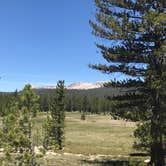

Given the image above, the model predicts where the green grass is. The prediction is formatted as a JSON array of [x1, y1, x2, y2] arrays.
[[1, 112, 148, 166], [33, 112, 138, 155], [64, 112, 137, 155]]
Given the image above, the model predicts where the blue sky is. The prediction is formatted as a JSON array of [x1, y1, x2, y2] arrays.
[[0, 0, 117, 91]]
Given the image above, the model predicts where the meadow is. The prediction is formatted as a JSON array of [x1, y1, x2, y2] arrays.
[[30, 112, 148, 166]]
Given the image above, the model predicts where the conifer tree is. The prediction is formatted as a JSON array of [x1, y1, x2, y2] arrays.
[[81, 96, 88, 120], [82, 96, 88, 113], [19, 84, 39, 166], [90, 1, 166, 165], [0, 84, 39, 166], [43, 114, 51, 150], [43, 98, 52, 150], [0, 98, 22, 164], [48, 80, 65, 150]]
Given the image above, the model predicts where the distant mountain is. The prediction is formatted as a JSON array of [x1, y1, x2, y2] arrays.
[[67, 81, 105, 90], [32, 81, 128, 98], [32, 81, 107, 90]]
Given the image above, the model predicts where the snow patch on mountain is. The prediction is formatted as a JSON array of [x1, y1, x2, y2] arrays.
[[67, 82, 103, 90], [32, 81, 107, 90]]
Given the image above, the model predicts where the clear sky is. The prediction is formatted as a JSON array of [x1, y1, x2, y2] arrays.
[[0, 0, 115, 92]]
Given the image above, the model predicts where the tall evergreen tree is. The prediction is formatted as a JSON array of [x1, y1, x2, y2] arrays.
[[19, 84, 39, 166], [48, 80, 65, 150], [0, 84, 39, 166], [0, 97, 22, 164], [81, 96, 88, 120], [90, 1, 166, 166], [82, 96, 88, 113]]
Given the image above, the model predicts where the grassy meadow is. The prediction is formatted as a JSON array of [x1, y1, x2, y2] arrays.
[[31, 112, 148, 166], [0, 112, 148, 166]]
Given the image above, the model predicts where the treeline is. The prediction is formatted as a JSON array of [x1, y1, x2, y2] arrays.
[[38, 88, 145, 121], [0, 88, 144, 121], [40, 94, 113, 114], [0, 90, 114, 117], [34, 87, 122, 97], [39, 90, 145, 121], [0, 92, 18, 116]]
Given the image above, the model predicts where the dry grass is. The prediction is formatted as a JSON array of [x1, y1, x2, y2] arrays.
[[1, 112, 147, 166], [32, 112, 140, 156], [64, 112, 138, 155]]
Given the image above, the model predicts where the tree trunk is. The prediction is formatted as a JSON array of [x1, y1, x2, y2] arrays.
[[150, 105, 165, 166], [29, 117, 35, 166]]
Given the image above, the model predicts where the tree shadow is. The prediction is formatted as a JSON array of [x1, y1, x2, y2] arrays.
[[129, 152, 149, 157], [81, 159, 142, 166]]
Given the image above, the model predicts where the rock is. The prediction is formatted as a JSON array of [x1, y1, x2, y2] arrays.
[[0, 148, 4, 152], [34, 146, 43, 155], [144, 159, 150, 163]]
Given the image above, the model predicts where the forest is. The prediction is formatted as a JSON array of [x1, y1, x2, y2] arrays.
[[0, 87, 144, 122]]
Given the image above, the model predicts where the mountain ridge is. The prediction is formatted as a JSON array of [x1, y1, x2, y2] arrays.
[[32, 81, 108, 90]]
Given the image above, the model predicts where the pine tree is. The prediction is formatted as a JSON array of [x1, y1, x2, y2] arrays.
[[43, 111, 51, 150], [39, 95, 49, 112], [90, 1, 166, 165], [19, 84, 39, 166], [0, 98, 21, 163], [48, 80, 65, 150], [81, 112, 86, 120], [65, 96, 73, 112], [0, 84, 39, 166], [81, 96, 88, 120], [82, 96, 88, 113]]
